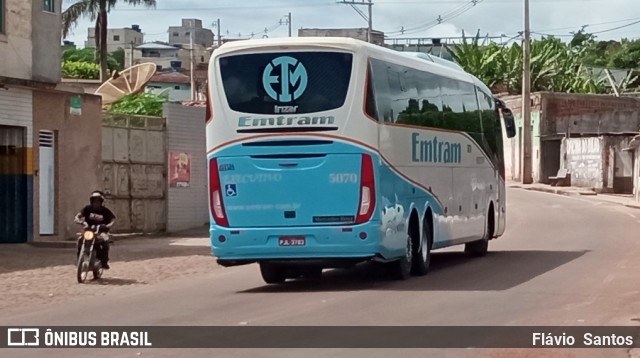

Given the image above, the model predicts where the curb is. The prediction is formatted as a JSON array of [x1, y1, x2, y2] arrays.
[[519, 186, 597, 196], [27, 228, 210, 249], [28, 234, 144, 249], [511, 185, 640, 209]]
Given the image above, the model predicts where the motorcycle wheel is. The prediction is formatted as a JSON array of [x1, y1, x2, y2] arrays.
[[77, 254, 90, 283]]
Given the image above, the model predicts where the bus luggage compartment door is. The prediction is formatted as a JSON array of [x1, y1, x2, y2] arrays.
[[216, 154, 363, 228]]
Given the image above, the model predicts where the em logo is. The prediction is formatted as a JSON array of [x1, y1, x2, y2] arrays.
[[262, 56, 308, 103]]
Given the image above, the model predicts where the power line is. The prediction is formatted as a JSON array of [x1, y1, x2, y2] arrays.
[[386, 0, 484, 36], [532, 18, 640, 38]]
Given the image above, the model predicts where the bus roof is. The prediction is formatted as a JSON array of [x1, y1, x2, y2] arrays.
[[212, 37, 490, 93]]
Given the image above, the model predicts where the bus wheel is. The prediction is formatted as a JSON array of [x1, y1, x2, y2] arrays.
[[391, 234, 412, 280], [465, 205, 493, 257], [259, 263, 287, 284], [412, 219, 432, 276]]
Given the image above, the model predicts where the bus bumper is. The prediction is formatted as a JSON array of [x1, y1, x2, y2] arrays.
[[210, 222, 380, 265]]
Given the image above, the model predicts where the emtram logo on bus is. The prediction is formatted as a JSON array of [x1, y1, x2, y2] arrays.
[[262, 56, 308, 103]]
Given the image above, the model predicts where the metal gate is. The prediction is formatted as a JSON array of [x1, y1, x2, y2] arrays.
[[102, 114, 167, 233], [0, 126, 27, 243]]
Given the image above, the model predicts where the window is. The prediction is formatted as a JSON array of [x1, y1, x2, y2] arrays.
[[0, 0, 5, 33], [185, 31, 191, 36], [113, 35, 120, 41], [476, 86, 504, 174], [174, 85, 181, 90], [220, 52, 353, 115], [43, 0, 55, 13], [173, 32, 179, 37]]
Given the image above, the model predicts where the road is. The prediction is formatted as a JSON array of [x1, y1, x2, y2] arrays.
[[2, 188, 640, 357]]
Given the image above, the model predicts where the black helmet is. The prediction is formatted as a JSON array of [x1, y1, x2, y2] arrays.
[[89, 191, 105, 203]]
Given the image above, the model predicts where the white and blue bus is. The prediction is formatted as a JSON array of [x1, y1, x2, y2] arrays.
[[205, 37, 516, 284]]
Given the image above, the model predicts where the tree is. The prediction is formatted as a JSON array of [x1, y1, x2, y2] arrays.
[[61, 0, 156, 83], [62, 48, 121, 71]]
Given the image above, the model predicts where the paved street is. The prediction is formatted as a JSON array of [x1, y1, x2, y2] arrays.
[[2, 188, 640, 357]]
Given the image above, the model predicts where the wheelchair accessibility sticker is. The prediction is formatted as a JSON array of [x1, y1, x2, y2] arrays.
[[225, 184, 237, 197]]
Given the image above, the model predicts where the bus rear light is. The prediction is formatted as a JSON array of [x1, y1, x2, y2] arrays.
[[209, 158, 229, 227], [218, 235, 226, 243], [359, 232, 367, 240], [355, 154, 376, 224]]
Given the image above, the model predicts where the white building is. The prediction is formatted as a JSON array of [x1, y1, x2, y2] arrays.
[[85, 25, 144, 52]]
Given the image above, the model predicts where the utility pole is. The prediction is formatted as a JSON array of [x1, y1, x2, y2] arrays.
[[337, 0, 374, 43], [190, 30, 195, 100], [129, 41, 134, 67], [280, 13, 292, 37], [521, 0, 533, 184], [217, 18, 221, 47]]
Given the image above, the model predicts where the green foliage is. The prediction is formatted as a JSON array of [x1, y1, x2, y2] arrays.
[[451, 32, 606, 95], [110, 49, 125, 70], [62, 61, 100, 79], [107, 93, 168, 117], [62, 48, 122, 71]]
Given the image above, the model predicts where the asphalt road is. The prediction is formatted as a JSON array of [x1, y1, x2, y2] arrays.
[[2, 188, 640, 358]]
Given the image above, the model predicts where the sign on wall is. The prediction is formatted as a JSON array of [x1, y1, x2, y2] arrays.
[[169, 152, 191, 188], [70, 96, 82, 115]]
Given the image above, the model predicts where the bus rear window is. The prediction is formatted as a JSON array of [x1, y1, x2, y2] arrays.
[[219, 52, 353, 115]]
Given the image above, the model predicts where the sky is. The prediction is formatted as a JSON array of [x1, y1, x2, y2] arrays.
[[62, 0, 640, 48]]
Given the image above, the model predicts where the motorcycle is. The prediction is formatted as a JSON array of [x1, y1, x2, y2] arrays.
[[76, 224, 106, 283]]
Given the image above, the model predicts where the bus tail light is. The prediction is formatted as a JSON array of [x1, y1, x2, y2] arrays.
[[355, 154, 376, 224], [205, 84, 213, 123], [209, 158, 229, 227]]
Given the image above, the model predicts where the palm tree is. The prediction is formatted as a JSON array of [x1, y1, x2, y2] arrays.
[[62, 0, 156, 83]]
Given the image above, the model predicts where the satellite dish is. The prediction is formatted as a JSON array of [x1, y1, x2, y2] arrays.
[[94, 63, 157, 105]]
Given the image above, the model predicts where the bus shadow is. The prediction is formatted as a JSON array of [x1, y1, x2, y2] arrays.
[[238, 250, 588, 293]]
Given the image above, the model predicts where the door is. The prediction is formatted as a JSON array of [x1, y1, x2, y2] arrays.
[[614, 149, 634, 194], [0, 126, 27, 243], [39, 130, 55, 235], [542, 140, 561, 184]]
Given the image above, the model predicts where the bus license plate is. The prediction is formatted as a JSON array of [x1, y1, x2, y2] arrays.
[[279, 236, 305, 246]]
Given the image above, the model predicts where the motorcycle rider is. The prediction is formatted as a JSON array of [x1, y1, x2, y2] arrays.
[[74, 191, 116, 269]]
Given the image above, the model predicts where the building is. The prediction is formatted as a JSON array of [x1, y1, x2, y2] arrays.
[[502, 92, 640, 193], [387, 39, 455, 61], [168, 19, 214, 48], [147, 72, 192, 102], [85, 25, 144, 52], [126, 42, 211, 72], [1, 0, 102, 244], [298, 28, 385, 46], [61, 40, 77, 52]]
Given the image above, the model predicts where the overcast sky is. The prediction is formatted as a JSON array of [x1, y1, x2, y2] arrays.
[[62, 0, 640, 47]]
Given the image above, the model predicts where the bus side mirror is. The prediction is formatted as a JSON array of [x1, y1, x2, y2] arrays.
[[501, 108, 517, 138]]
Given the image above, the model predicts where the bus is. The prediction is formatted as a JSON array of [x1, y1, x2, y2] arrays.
[[205, 37, 517, 284]]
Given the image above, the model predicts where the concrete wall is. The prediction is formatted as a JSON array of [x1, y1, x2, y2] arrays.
[[164, 103, 208, 232], [32, 91, 103, 240], [31, 0, 62, 83], [168, 19, 214, 47], [0, 0, 33, 81], [563, 137, 604, 189]]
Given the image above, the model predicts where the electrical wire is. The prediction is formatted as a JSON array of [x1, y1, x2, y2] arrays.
[[386, 0, 485, 36]]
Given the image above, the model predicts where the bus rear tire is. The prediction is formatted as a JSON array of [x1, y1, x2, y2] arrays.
[[412, 218, 432, 276], [259, 263, 287, 284], [391, 234, 412, 280]]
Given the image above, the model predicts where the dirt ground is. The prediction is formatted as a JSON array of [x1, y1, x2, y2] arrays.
[[0, 235, 223, 312]]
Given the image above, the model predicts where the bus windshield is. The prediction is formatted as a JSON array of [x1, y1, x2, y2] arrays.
[[219, 51, 353, 115]]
